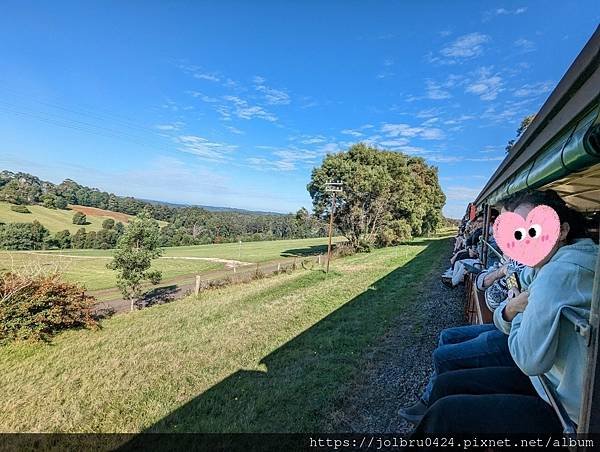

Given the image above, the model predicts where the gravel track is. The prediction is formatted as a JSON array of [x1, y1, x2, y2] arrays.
[[327, 243, 465, 433]]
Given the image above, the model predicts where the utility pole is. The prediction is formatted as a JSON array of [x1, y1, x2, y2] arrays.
[[325, 182, 343, 273]]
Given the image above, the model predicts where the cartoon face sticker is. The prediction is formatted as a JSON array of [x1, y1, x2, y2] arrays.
[[493, 205, 561, 267]]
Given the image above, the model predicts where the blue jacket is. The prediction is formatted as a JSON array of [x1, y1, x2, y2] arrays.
[[494, 238, 598, 425]]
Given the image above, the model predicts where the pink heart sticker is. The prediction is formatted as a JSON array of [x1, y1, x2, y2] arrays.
[[493, 205, 561, 267]]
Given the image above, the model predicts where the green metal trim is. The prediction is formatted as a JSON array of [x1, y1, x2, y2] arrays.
[[484, 103, 600, 206]]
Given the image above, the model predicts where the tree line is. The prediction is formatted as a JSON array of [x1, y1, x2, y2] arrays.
[[0, 171, 327, 250]]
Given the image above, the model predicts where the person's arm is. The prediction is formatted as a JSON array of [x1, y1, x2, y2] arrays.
[[493, 300, 512, 334], [507, 262, 577, 375]]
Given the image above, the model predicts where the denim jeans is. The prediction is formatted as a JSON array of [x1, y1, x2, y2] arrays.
[[420, 324, 515, 405], [413, 367, 562, 437]]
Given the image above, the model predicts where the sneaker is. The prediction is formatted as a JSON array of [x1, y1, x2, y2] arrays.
[[398, 399, 427, 424], [441, 276, 453, 288]]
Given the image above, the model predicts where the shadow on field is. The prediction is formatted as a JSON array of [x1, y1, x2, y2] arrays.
[[280, 244, 329, 257], [139, 284, 179, 308], [126, 238, 448, 437]]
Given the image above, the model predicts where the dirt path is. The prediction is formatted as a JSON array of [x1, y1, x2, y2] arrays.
[[24, 252, 253, 267], [326, 243, 464, 433], [91, 256, 318, 315]]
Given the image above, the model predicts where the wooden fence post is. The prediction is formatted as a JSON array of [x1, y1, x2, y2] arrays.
[[195, 275, 201, 296]]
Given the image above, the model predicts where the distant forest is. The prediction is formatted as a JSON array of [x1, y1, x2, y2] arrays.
[[0, 171, 328, 250]]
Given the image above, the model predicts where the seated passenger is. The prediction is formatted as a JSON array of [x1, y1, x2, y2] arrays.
[[412, 189, 597, 435], [400, 259, 523, 423]]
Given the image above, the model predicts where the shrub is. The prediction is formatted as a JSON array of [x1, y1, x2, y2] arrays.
[[10, 205, 30, 214], [332, 241, 355, 258], [0, 272, 98, 344], [72, 212, 87, 225]]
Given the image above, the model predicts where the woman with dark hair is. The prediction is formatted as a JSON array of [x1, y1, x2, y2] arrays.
[[412, 189, 598, 435]]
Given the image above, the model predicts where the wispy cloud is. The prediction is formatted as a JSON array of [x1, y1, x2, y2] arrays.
[[445, 185, 483, 201], [155, 122, 184, 131], [340, 128, 363, 137], [221, 95, 278, 122], [436, 33, 490, 62], [381, 123, 445, 140], [247, 148, 317, 171], [483, 7, 527, 22], [514, 38, 536, 53], [226, 125, 244, 135], [177, 135, 237, 161], [513, 81, 554, 98], [189, 90, 219, 103], [426, 80, 452, 99], [179, 64, 221, 82], [465, 67, 503, 100], [253, 76, 291, 105]]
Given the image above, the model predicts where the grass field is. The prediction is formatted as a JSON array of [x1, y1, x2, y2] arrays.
[[0, 235, 449, 433], [0, 202, 133, 234], [0, 237, 343, 292]]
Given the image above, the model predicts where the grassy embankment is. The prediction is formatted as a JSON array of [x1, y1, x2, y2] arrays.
[[0, 234, 450, 432]]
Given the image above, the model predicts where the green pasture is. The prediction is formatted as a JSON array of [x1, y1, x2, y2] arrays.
[[0, 236, 449, 432]]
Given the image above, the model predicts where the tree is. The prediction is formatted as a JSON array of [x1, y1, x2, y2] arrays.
[[54, 196, 68, 210], [102, 218, 115, 230], [108, 213, 162, 311], [72, 212, 87, 225], [0, 221, 49, 250], [54, 230, 72, 249], [307, 143, 445, 249], [506, 114, 536, 152], [71, 228, 87, 249]]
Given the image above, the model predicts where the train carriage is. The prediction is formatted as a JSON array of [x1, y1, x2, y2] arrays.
[[465, 26, 600, 441]]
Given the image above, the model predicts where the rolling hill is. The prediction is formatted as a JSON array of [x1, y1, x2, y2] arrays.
[[0, 202, 135, 234]]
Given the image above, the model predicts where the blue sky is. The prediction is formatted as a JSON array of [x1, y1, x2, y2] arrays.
[[0, 1, 598, 218]]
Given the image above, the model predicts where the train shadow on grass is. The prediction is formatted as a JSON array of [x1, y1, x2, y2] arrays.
[[280, 244, 329, 257], [122, 237, 449, 444]]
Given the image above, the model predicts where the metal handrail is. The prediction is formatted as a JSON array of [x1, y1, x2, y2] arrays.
[[478, 237, 506, 263], [538, 374, 577, 436], [537, 307, 592, 442]]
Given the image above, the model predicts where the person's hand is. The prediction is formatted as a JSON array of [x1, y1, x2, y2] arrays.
[[498, 263, 509, 277], [507, 287, 520, 299], [503, 290, 529, 322], [468, 248, 477, 258]]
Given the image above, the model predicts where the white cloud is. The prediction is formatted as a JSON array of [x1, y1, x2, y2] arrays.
[[340, 129, 363, 137], [440, 33, 489, 59], [445, 185, 483, 201], [226, 125, 244, 135], [177, 135, 237, 161], [189, 91, 218, 103], [483, 7, 527, 22], [426, 80, 452, 100], [253, 76, 291, 105], [155, 123, 184, 131], [222, 95, 278, 122], [179, 64, 221, 82], [514, 38, 536, 53], [513, 81, 554, 98], [379, 138, 410, 147], [247, 148, 317, 172], [465, 67, 503, 100], [381, 123, 445, 140]]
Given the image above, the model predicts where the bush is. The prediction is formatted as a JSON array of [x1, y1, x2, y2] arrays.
[[72, 212, 87, 225], [0, 272, 98, 344], [10, 205, 30, 214]]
